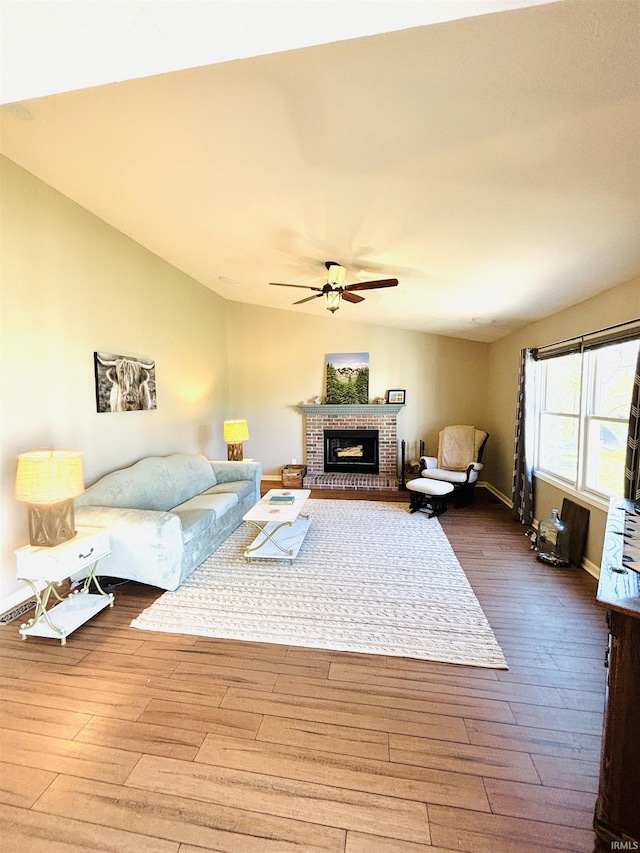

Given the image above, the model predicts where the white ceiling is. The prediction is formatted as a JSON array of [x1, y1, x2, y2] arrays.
[[1, 0, 639, 342]]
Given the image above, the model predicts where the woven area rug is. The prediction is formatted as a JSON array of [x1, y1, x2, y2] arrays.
[[131, 499, 507, 669]]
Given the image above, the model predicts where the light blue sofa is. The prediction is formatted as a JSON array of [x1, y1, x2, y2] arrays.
[[74, 453, 262, 590]]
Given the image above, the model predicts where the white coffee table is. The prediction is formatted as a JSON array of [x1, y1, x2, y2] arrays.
[[243, 489, 311, 562]]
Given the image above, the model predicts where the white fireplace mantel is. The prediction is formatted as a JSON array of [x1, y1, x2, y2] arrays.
[[297, 404, 404, 416]]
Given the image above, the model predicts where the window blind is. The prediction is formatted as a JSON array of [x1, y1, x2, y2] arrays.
[[534, 319, 640, 361]]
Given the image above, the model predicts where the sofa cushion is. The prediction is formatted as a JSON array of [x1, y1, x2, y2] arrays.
[[171, 509, 216, 544], [171, 493, 239, 544], [76, 453, 216, 512], [203, 480, 255, 502], [172, 492, 239, 518]]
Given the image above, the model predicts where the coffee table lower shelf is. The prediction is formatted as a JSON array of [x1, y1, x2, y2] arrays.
[[244, 516, 311, 562]]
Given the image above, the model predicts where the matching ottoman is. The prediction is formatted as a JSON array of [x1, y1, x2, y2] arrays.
[[406, 477, 455, 518]]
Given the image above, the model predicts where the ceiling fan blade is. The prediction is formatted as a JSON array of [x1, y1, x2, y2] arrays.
[[269, 282, 322, 291], [293, 293, 323, 305], [345, 278, 399, 292], [341, 291, 365, 303]]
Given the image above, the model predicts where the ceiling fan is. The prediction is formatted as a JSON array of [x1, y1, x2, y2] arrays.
[[269, 261, 398, 313]]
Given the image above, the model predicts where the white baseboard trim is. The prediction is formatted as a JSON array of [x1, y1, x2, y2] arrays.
[[478, 481, 512, 507], [263, 476, 515, 504], [581, 558, 600, 580], [476, 484, 602, 579]]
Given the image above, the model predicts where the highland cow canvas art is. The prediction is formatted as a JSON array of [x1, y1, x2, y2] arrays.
[[94, 351, 157, 413]]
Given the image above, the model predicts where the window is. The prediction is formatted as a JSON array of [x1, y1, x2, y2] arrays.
[[536, 339, 638, 501], [538, 352, 581, 483]]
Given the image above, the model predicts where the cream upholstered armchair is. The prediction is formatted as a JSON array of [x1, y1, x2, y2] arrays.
[[419, 425, 489, 508]]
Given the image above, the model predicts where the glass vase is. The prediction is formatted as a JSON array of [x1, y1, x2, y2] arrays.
[[537, 509, 570, 567]]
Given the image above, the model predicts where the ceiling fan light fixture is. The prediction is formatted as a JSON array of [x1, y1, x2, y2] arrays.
[[324, 290, 341, 313], [269, 260, 397, 313]]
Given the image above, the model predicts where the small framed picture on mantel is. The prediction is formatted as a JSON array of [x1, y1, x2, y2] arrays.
[[387, 389, 406, 404]]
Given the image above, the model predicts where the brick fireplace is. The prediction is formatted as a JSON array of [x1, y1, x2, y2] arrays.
[[297, 404, 403, 490]]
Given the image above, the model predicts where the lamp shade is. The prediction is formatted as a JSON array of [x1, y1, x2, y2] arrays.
[[15, 450, 84, 504], [223, 419, 249, 443]]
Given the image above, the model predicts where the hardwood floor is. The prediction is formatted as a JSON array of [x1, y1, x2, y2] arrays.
[[0, 489, 607, 852]]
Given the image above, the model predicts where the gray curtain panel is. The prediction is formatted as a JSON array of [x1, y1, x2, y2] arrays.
[[624, 343, 640, 503], [512, 348, 537, 525]]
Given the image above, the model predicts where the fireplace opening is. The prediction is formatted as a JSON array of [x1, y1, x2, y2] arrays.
[[324, 429, 379, 474]]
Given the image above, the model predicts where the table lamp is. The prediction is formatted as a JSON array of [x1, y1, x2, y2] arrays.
[[223, 419, 249, 461], [15, 450, 85, 547]]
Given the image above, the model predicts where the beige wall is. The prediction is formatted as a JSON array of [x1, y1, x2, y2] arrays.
[[487, 275, 640, 567], [225, 301, 491, 477], [0, 158, 230, 604]]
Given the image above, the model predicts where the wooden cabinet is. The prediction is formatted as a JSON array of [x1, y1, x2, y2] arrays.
[[594, 498, 640, 850]]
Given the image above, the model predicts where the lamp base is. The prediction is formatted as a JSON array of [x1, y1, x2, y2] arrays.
[[28, 499, 76, 547], [227, 442, 244, 461]]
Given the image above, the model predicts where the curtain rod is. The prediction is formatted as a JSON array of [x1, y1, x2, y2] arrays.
[[535, 317, 640, 355]]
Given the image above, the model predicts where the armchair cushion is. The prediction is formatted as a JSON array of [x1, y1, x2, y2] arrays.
[[420, 463, 483, 485], [438, 425, 478, 470]]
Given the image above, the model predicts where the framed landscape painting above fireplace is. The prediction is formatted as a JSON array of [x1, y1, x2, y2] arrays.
[[325, 353, 369, 404]]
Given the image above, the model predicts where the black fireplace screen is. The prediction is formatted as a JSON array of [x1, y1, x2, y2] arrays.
[[324, 429, 379, 474]]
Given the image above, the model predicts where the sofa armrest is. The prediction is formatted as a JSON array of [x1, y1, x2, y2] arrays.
[[209, 460, 262, 485], [74, 505, 184, 589]]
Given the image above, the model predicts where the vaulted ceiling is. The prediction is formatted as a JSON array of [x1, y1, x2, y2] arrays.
[[1, 0, 638, 341]]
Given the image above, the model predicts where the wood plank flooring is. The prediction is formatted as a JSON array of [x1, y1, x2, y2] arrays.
[[0, 489, 607, 852]]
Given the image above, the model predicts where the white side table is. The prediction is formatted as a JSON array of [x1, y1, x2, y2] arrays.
[[15, 527, 112, 645]]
